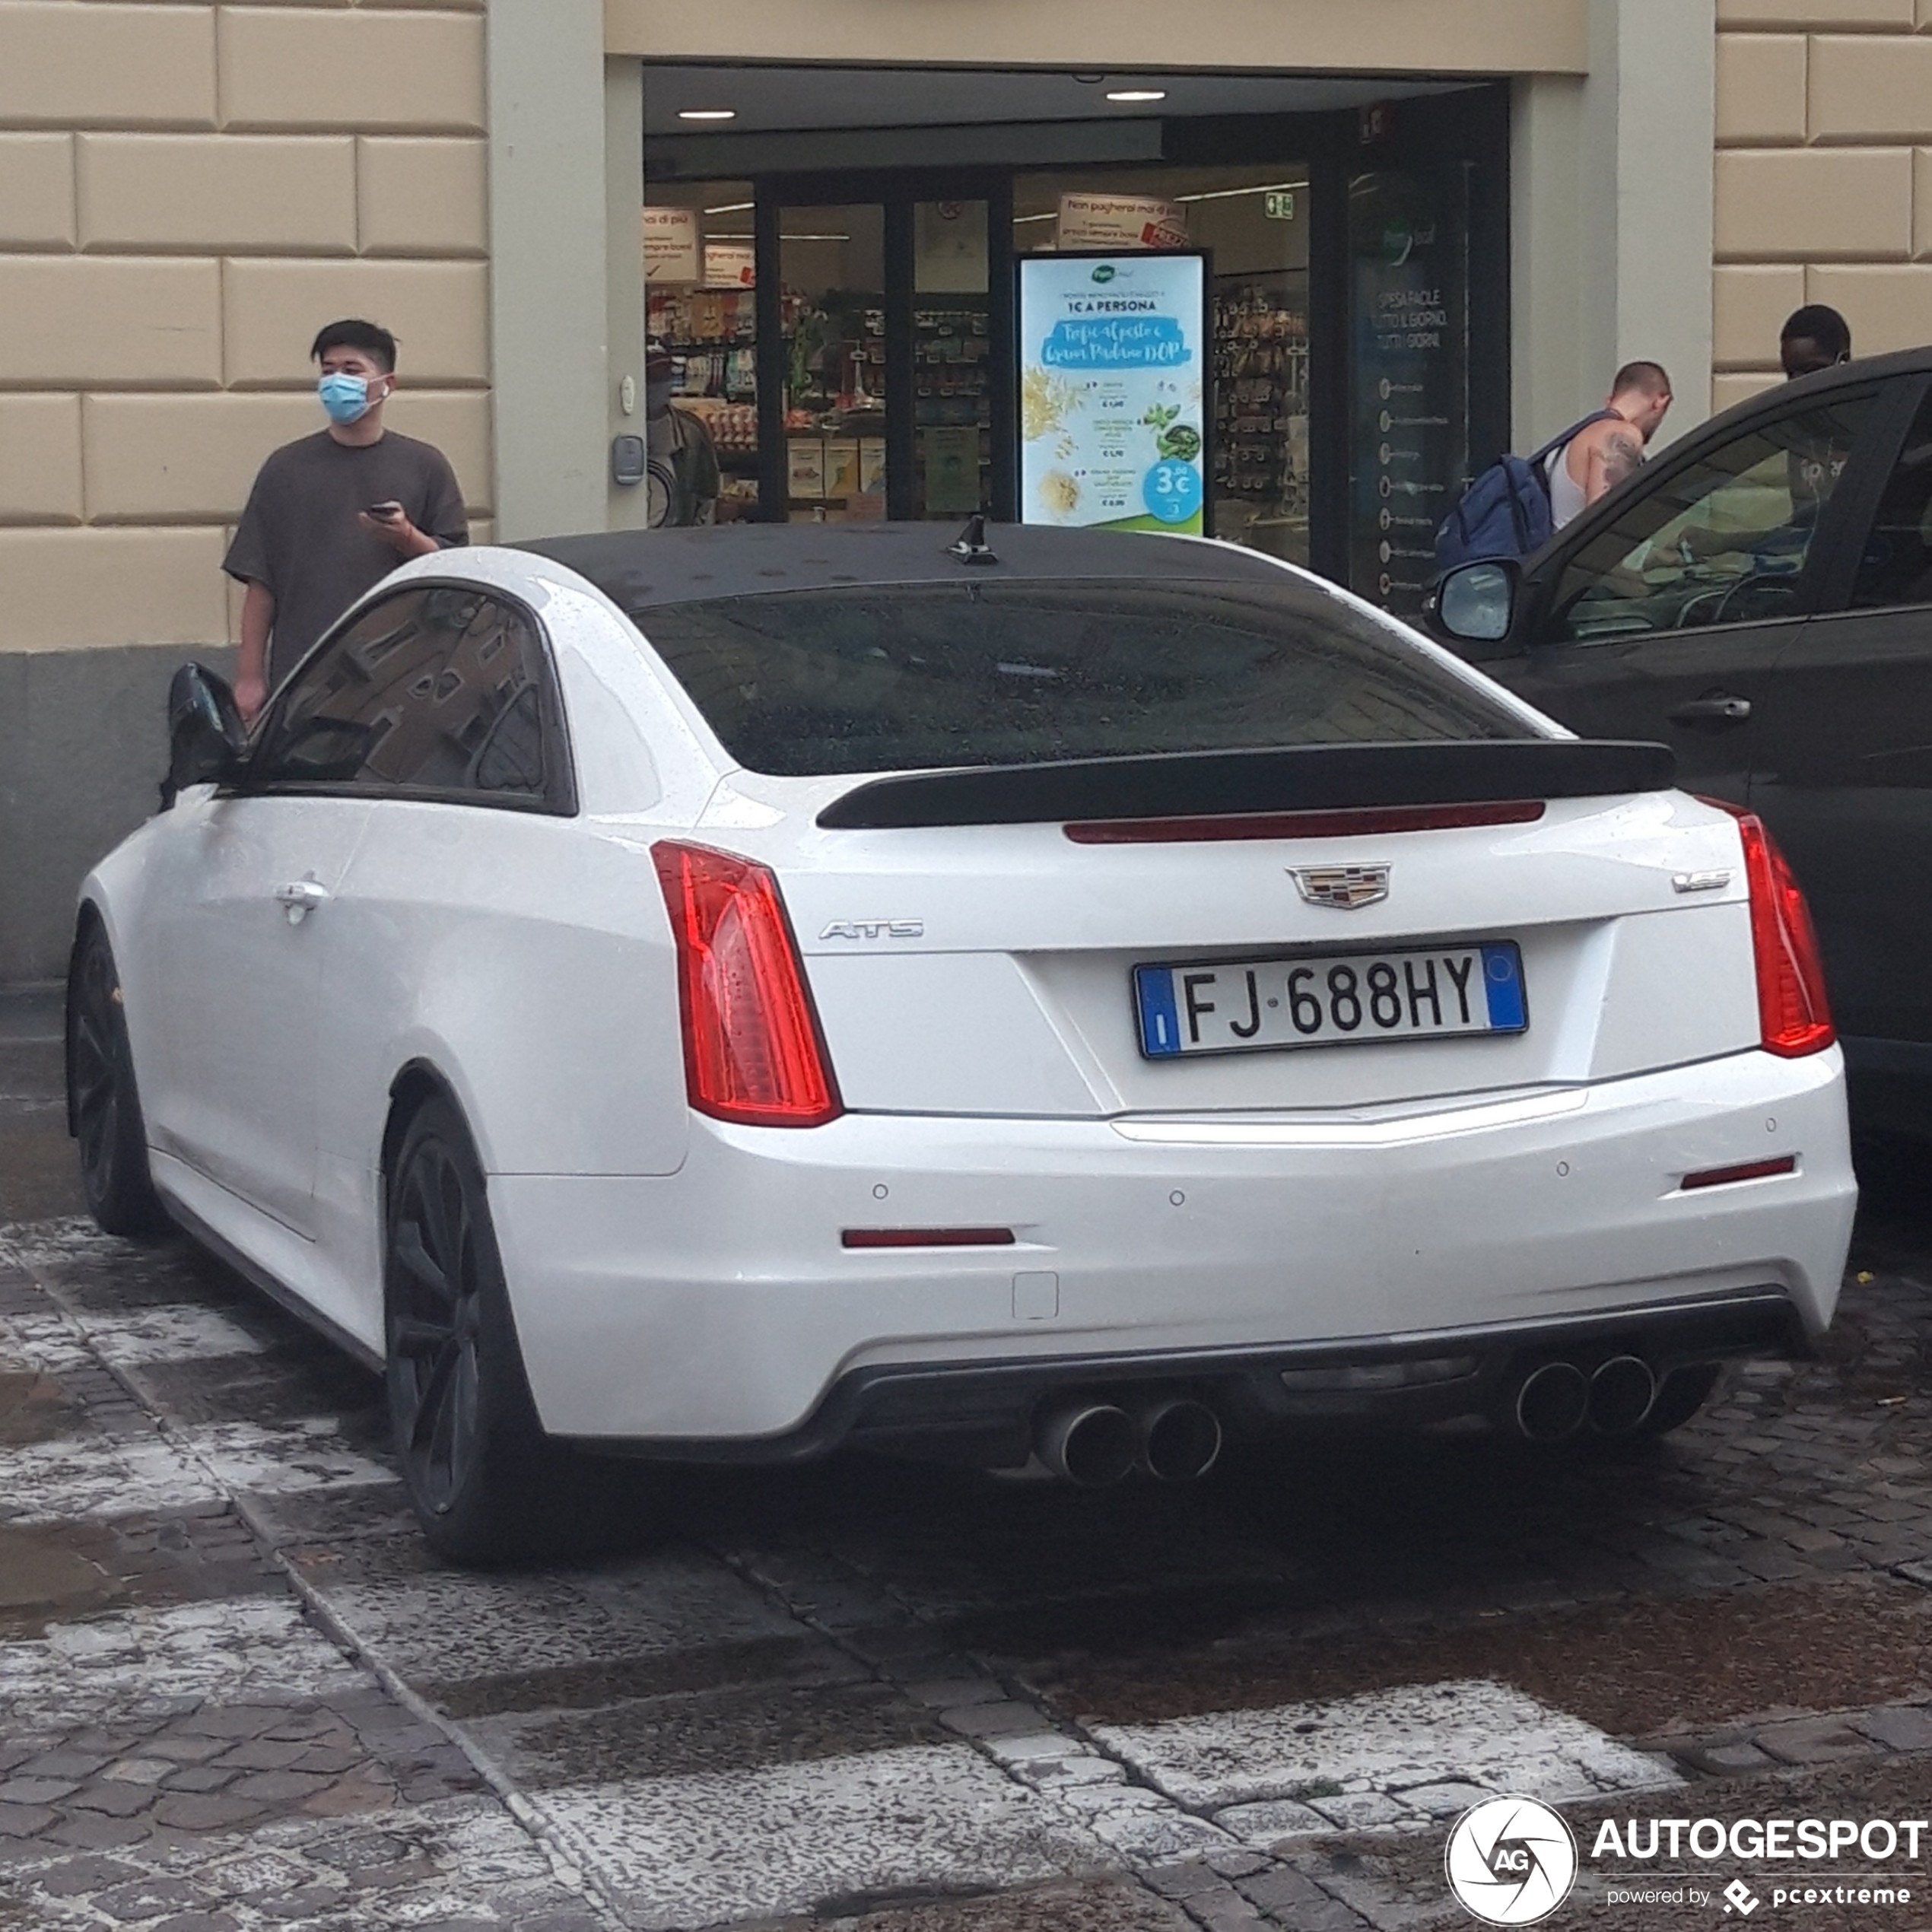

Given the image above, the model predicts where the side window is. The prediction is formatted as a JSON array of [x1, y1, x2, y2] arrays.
[[252, 587, 567, 807], [1544, 393, 1876, 645], [1850, 389, 1932, 611]]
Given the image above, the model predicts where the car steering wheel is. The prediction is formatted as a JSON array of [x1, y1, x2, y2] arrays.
[[1708, 572, 1797, 627], [1675, 572, 1794, 630]]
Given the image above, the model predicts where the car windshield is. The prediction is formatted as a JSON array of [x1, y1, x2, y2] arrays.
[[628, 577, 1523, 777]]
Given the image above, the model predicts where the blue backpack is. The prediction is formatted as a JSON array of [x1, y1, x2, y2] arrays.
[[1434, 412, 1618, 572]]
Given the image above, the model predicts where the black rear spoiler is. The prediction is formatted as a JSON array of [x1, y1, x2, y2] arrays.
[[815, 739, 1676, 831]]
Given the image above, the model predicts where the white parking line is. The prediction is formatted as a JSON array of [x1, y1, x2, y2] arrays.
[[1088, 1679, 1679, 1831], [0, 1596, 370, 1733], [536, 1746, 1106, 1930]]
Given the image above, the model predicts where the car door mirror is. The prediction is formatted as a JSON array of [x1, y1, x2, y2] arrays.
[[1427, 559, 1523, 651], [165, 663, 248, 800]]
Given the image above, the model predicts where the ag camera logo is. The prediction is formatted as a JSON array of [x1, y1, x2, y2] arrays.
[[1445, 1797, 1579, 1924]]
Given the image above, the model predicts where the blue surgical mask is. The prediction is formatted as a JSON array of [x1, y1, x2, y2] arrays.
[[319, 372, 376, 425]]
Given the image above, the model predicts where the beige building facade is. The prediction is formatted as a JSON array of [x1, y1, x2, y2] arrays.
[[1714, 0, 1932, 409], [1, 0, 1929, 979]]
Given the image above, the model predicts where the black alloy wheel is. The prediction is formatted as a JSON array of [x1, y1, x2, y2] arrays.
[[66, 923, 168, 1237], [384, 1097, 591, 1565]]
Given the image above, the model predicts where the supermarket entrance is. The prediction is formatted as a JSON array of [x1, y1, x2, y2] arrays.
[[642, 73, 1510, 613], [645, 174, 1020, 529]]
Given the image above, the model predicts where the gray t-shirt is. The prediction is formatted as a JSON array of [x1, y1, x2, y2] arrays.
[[223, 430, 468, 682]]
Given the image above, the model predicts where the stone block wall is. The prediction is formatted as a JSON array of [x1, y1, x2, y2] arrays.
[[1714, 0, 1932, 409], [0, 0, 494, 980]]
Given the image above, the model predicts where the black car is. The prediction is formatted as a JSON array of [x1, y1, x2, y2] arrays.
[[1429, 348, 1932, 1137]]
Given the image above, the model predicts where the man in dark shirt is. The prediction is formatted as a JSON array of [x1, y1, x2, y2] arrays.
[[1780, 303, 1852, 382], [224, 318, 468, 722]]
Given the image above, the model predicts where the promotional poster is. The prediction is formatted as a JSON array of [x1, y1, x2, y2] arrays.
[[1018, 251, 1209, 537]]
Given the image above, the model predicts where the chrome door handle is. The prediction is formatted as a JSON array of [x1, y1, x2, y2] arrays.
[[274, 879, 329, 922]]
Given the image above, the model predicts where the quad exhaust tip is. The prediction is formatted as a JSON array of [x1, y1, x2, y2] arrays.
[[1510, 1355, 1660, 1441], [1589, 1355, 1657, 1435], [1514, 1361, 1590, 1442], [1035, 1402, 1139, 1489], [1034, 1396, 1223, 1487], [1136, 1397, 1223, 1483]]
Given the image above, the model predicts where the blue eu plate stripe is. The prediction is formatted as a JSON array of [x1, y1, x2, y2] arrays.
[[1137, 967, 1182, 1057], [1480, 943, 1527, 1031]]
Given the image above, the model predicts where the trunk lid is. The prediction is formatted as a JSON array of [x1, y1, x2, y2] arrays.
[[698, 778, 1757, 1118]]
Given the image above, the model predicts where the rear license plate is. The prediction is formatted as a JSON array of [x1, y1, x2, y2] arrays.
[[1134, 942, 1527, 1060]]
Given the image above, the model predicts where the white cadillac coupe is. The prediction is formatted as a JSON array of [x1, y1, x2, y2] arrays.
[[68, 523, 1856, 1561]]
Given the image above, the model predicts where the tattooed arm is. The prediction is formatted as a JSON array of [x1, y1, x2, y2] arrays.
[[1584, 427, 1647, 506]]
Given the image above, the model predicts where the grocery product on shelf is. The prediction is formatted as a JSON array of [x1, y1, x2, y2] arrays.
[[914, 299, 992, 515], [648, 285, 763, 492], [1212, 276, 1310, 563], [670, 398, 757, 453]]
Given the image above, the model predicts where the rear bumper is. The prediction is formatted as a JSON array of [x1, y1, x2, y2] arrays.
[[569, 1292, 1802, 1465], [488, 1047, 1855, 1448]]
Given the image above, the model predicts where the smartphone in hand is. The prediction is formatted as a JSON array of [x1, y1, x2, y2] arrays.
[[365, 500, 405, 522]]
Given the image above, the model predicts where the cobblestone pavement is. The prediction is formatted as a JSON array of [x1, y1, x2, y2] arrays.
[[9, 985, 1932, 1928]]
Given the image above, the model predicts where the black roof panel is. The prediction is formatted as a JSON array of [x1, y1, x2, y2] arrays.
[[516, 521, 1298, 612]]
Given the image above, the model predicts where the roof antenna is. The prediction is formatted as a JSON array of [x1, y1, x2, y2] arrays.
[[946, 513, 999, 566]]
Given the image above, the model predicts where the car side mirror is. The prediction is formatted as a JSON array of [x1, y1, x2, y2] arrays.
[[1426, 558, 1523, 651], [164, 663, 248, 802]]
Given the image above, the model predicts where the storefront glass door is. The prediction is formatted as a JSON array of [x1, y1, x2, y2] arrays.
[[910, 199, 995, 519], [643, 180, 761, 522], [777, 203, 888, 520]]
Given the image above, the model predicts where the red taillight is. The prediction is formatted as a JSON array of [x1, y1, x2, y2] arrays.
[[651, 841, 842, 1127], [1704, 804, 1835, 1059]]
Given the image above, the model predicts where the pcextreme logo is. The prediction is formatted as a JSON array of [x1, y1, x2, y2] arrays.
[[1444, 1797, 1579, 1924]]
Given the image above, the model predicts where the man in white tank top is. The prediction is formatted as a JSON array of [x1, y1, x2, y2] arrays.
[[1545, 361, 1674, 530]]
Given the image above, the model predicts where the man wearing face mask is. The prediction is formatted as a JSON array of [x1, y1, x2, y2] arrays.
[[223, 319, 468, 723], [644, 340, 722, 529]]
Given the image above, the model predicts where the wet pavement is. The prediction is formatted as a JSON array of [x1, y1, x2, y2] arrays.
[[6, 979, 1932, 1928]]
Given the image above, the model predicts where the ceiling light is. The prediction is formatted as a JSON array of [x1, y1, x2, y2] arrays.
[[1105, 88, 1167, 103], [1012, 211, 1058, 224], [704, 200, 754, 214], [678, 108, 736, 121]]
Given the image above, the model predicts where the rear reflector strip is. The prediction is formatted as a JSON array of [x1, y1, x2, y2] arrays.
[[842, 1228, 1016, 1249], [1679, 1155, 1797, 1192], [1063, 801, 1546, 844]]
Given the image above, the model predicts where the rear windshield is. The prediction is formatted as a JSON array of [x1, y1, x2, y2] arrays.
[[629, 577, 1522, 777]]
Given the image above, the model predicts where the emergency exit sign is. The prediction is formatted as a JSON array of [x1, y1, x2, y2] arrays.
[[1264, 191, 1296, 221]]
